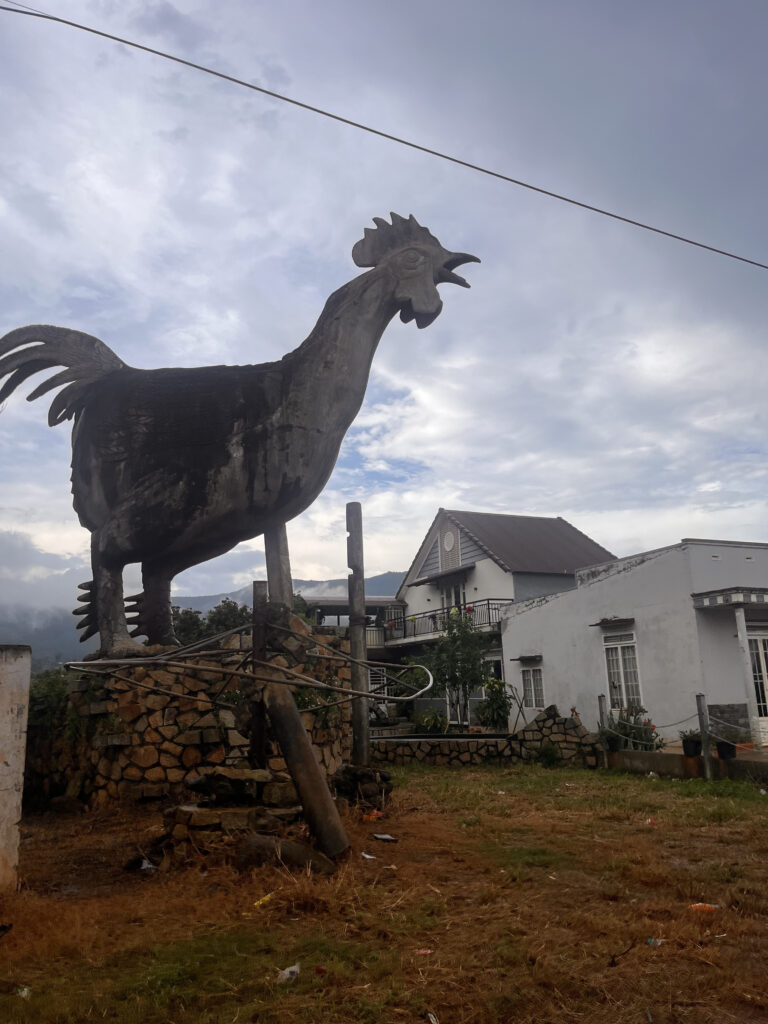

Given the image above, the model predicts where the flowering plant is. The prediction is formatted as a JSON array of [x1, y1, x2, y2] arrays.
[[601, 705, 664, 751]]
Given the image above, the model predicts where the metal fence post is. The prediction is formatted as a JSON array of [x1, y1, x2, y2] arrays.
[[696, 692, 713, 781]]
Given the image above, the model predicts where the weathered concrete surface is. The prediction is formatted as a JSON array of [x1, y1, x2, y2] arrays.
[[0, 645, 30, 892], [0, 215, 478, 657]]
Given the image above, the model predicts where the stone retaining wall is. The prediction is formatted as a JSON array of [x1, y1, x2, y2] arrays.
[[372, 705, 599, 768], [26, 624, 352, 809]]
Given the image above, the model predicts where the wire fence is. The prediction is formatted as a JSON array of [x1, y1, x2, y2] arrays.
[[597, 694, 760, 758], [66, 617, 433, 713]]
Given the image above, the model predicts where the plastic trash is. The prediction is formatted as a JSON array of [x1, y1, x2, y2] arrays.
[[689, 902, 718, 912], [416, 948, 433, 956], [373, 833, 398, 842], [15, 986, 31, 1000], [361, 852, 376, 860], [140, 858, 156, 872], [315, 966, 327, 975], [426, 1013, 439, 1024], [253, 892, 274, 908], [646, 938, 664, 946], [645, 818, 657, 826], [363, 810, 383, 821], [277, 963, 300, 984]]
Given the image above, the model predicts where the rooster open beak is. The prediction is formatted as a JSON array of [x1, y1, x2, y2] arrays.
[[438, 252, 481, 288]]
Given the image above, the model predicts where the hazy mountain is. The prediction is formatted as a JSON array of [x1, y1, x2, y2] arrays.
[[0, 571, 405, 671], [175, 571, 406, 613]]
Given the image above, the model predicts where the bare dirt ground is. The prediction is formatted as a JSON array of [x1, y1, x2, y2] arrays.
[[2, 764, 768, 1023]]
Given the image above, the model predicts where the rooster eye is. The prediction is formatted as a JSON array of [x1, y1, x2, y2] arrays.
[[401, 248, 423, 265]]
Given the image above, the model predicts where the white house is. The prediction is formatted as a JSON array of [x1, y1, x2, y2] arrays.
[[501, 538, 768, 744], [375, 509, 614, 722]]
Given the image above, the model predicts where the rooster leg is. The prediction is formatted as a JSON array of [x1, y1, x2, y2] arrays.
[[91, 538, 147, 658], [139, 563, 179, 647]]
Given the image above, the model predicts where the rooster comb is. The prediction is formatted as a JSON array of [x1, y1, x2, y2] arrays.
[[352, 213, 442, 268]]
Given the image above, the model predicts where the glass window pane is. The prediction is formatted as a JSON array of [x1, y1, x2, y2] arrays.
[[533, 667, 544, 707], [522, 668, 533, 707], [621, 645, 641, 706], [605, 647, 623, 708]]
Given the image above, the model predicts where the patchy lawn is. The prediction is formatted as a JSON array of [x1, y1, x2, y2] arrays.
[[2, 764, 768, 1023]]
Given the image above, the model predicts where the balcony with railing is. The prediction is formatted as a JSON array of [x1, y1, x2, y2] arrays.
[[372, 599, 513, 647]]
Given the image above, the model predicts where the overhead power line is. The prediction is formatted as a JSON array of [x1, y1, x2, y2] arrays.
[[2, 3, 767, 273]]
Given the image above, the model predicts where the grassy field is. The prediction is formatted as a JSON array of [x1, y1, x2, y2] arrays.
[[2, 763, 768, 1023]]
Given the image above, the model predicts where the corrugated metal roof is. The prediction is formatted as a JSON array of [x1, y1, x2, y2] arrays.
[[442, 510, 615, 575]]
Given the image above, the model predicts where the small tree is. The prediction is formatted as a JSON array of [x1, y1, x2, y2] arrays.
[[428, 612, 491, 727], [171, 606, 207, 645], [475, 676, 513, 731], [205, 598, 252, 635], [172, 598, 251, 645]]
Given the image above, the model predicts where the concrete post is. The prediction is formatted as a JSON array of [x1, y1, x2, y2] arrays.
[[347, 502, 369, 766], [0, 645, 31, 893], [597, 694, 607, 730], [696, 692, 713, 781]]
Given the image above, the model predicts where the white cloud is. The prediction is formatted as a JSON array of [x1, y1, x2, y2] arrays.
[[0, 0, 766, 613]]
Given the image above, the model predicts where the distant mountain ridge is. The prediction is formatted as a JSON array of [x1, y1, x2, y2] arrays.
[[0, 571, 405, 670], [176, 571, 406, 613]]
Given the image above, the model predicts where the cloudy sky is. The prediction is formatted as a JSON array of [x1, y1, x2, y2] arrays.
[[1, 0, 766, 610]]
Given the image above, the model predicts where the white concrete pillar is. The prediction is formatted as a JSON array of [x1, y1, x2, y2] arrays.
[[0, 646, 31, 892]]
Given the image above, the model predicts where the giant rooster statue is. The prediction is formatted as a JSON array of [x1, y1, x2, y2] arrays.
[[0, 214, 478, 657]]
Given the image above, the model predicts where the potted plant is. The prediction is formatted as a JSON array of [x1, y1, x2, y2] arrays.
[[598, 723, 625, 752], [679, 728, 702, 757], [715, 726, 740, 760]]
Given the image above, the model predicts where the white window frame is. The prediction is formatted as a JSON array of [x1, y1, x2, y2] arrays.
[[521, 666, 544, 709], [368, 666, 390, 697], [603, 632, 642, 710]]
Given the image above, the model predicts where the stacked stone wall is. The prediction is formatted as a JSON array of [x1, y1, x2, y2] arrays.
[[371, 705, 599, 768], [25, 628, 352, 809]]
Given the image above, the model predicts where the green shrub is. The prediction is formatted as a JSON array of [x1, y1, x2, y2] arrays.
[[475, 678, 512, 731], [413, 709, 448, 734], [536, 741, 563, 767]]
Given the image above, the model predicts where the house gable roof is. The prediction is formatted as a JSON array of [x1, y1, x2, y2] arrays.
[[397, 510, 615, 598], [443, 510, 615, 575]]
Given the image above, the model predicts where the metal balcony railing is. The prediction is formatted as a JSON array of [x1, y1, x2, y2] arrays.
[[382, 599, 513, 643]]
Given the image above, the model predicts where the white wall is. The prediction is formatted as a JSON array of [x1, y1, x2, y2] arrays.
[[501, 546, 711, 737], [696, 611, 749, 704], [687, 540, 768, 592]]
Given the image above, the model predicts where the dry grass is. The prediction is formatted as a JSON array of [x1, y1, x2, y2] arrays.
[[2, 765, 768, 1022]]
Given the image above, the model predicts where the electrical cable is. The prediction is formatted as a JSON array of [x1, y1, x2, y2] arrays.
[[2, 4, 767, 272]]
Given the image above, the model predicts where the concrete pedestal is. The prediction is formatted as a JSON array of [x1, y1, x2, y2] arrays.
[[0, 646, 31, 892]]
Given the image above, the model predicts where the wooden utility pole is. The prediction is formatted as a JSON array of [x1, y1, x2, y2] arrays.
[[347, 502, 370, 766], [252, 543, 350, 860], [249, 582, 268, 769]]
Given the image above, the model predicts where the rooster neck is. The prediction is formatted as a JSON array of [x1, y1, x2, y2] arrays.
[[282, 269, 399, 432]]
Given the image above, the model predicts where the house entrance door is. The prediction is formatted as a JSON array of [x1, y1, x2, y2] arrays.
[[748, 632, 768, 742]]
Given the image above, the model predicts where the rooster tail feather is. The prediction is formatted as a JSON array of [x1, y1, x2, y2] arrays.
[[0, 325, 127, 423]]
